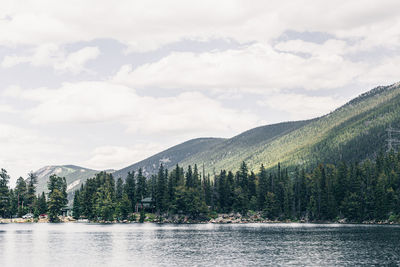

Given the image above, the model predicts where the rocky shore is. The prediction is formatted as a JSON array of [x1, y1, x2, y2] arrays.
[[1, 212, 399, 224]]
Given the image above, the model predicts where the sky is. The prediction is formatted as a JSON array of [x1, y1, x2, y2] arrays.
[[1, 0, 400, 185]]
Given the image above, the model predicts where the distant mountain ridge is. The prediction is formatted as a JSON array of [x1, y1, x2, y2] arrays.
[[33, 165, 100, 203], [33, 82, 400, 201]]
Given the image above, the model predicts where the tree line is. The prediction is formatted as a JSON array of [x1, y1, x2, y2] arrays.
[[0, 171, 67, 222], [1, 150, 399, 222], [72, 150, 400, 222]]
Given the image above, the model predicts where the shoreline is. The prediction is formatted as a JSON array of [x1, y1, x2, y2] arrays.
[[1, 215, 399, 225]]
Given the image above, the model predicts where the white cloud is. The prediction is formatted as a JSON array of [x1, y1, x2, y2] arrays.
[[257, 93, 347, 120], [0, 104, 18, 113], [1, 0, 400, 52], [0, 123, 67, 184], [275, 39, 348, 57], [1, 55, 30, 68], [56, 46, 100, 74], [1, 0, 400, 184], [1, 44, 100, 74], [84, 144, 166, 170], [113, 43, 366, 92], [5, 81, 261, 138], [358, 56, 400, 87]]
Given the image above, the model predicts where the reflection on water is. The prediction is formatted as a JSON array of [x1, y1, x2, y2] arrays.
[[0, 223, 399, 266]]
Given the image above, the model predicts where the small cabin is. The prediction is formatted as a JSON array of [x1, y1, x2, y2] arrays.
[[135, 197, 155, 212]]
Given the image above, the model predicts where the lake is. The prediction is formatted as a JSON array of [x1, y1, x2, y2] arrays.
[[0, 223, 399, 266]]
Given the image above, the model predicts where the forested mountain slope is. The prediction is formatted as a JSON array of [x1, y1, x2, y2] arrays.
[[112, 138, 225, 179], [33, 82, 400, 185], [181, 82, 400, 174], [180, 120, 311, 175]]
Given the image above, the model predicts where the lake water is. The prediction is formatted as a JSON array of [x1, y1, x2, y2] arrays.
[[0, 223, 399, 266]]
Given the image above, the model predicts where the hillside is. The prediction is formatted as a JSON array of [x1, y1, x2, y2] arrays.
[[33, 82, 400, 190], [180, 120, 311, 175], [181, 82, 400, 173], [112, 137, 225, 179], [33, 165, 100, 203]]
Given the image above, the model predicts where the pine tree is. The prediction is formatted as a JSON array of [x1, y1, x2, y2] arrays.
[[248, 171, 256, 200], [118, 193, 131, 220], [72, 190, 81, 219], [216, 170, 227, 211], [8, 189, 18, 218], [185, 165, 194, 188], [193, 164, 201, 189], [26, 172, 38, 213], [263, 192, 277, 219], [203, 174, 212, 206], [0, 169, 10, 218], [124, 171, 136, 212], [37, 192, 47, 215], [15, 176, 27, 217], [156, 164, 168, 213], [136, 168, 147, 201], [116, 177, 124, 201], [95, 187, 115, 221], [47, 175, 68, 222]]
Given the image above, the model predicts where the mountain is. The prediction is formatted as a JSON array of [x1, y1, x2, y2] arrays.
[[111, 82, 400, 178], [112, 137, 226, 179], [33, 165, 100, 203], [179, 120, 311, 175], [33, 82, 400, 195], [180, 82, 400, 173]]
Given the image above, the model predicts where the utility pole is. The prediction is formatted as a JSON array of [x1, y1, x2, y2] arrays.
[[386, 124, 400, 152]]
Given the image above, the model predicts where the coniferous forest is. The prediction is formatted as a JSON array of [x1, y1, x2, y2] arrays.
[[1, 150, 400, 223], [71, 150, 400, 223], [0, 171, 67, 222]]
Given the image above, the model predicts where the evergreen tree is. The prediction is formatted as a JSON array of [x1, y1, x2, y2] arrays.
[[72, 190, 81, 219], [203, 174, 212, 206], [15, 176, 27, 217], [124, 171, 136, 212], [257, 165, 268, 210], [263, 192, 277, 219], [155, 164, 168, 213], [117, 193, 131, 220], [8, 189, 18, 218], [185, 165, 194, 188], [0, 169, 10, 218], [136, 168, 147, 201], [26, 172, 38, 213], [116, 177, 124, 201], [95, 186, 115, 221], [70, 150, 400, 223], [37, 192, 47, 215], [248, 171, 257, 200], [47, 175, 68, 222]]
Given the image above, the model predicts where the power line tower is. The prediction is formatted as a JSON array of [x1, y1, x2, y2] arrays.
[[386, 124, 400, 152]]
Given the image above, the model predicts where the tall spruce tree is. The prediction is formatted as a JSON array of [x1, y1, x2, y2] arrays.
[[72, 190, 81, 219], [124, 171, 136, 212], [136, 168, 147, 201], [0, 169, 10, 218], [26, 172, 38, 213], [15, 176, 27, 217], [47, 174, 68, 222]]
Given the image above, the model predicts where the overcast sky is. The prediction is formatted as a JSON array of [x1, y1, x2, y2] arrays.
[[1, 0, 400, 184]]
